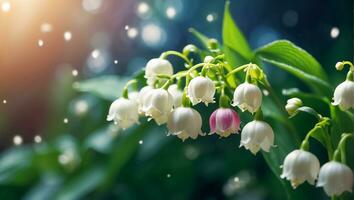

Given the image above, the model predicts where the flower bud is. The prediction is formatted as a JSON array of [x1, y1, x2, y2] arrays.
[[335, 62, 344, 70], [239, 120, 274, 154], [187, 76, 215, 106], [232, 83, 262, 113], [209, 108, 240, 137], [107, 97, 139, 129], [183, 44, 198, 55], [285, 98, 303, 115], [316, 161, 353, 196], [204, 56, 214, 63], [167, 84, 183, 108], [145, 58, 173, 86], [167, 107, 204, 141], [281, 149, 320, 188], [332, 80, 354, 111], [141, 88, 173, 125]]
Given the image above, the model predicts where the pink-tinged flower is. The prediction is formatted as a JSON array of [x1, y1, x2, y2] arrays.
[[209, 108, 240, 137]]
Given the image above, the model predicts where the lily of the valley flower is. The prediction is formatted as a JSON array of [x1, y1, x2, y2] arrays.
[[107, 97, 139, 129], [316, 161, 353, 196], [285, 98, 303, 115], [187, 76, 215, 106], [145, 58, 173, 86], [239, 120, 274, 154], [281, 149, 320, 188], [141, 88, 173, 125], [332, 80, 354, 111], [137, 86, 153, 114], [167, 84, 183, 108], [232, 83, 262, 113], [167, 107, 204, 141], [209, 108, 240, 137]]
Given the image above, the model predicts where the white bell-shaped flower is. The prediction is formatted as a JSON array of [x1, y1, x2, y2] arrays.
[[137, 86, 153, 114], [239, 120, 274, 154], [167, 107, 204, 141], [281, 149, 320, 188], [332, 80, 354, 111], [167, 84, 183, 108], [187, 76, 215, 106], [141, 88, 173, 125], [316, 161, 353, 196], [232, 83, 262, 113], [145, 58, 173, 86], [285, 98, 303, 115], [107, 97, 139, 129]]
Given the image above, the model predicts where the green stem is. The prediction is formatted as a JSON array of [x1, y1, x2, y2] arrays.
[[262, 79, 301, 145], [225, 64, 248, 77], [335, 133, 353, 164], [160, 51, 193, 67], [122, 79, 138, 98]]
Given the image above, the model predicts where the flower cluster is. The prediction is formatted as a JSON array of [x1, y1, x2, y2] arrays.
[[107, 44, 354, 197], [280, 61, 354, 197], [108, 51, 275, 154]]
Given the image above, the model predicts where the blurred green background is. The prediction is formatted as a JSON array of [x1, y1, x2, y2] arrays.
[[0, 0, 353, 199]]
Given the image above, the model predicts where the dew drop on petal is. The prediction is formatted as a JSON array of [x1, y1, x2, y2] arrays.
[[13, 135, 23, 146]]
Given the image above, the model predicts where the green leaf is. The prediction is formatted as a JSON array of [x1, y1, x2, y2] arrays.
[[83, 125, 117, 154], [255, 40, 332, 96], [188, 28, 214, 50], [55, 165, 105, 200], [0, 146, 35, 185], [73, 76, 129, 101], [330, 105, 354, 146], [222, 1, 253, 61]]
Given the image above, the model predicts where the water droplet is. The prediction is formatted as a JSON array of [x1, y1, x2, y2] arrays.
[[38, 39, 44, 47], [63, 118, 69, 124], [137, 2, 149, 15], [139, 140, 143, 144], [127, 27, 138, 39], [166, 7, 176, 19], [64, 31, 72, 41], [1, 1, 11, 12], [13, 135, 23, 146], [206, 14, 214, 22], [40, 23, 53, 33], [91, 49, 100, 58], [34, 135, 42, 143], [72, 69, 78, 77], [330, 27, 340, 38]]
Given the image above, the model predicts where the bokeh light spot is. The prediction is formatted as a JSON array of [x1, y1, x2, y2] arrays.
[[166, 7, 177, 19], [13, 135, 23, 146], [330, 27, 340, 38], [1, 1, 11, 12], [64, 31, 72, 41]]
